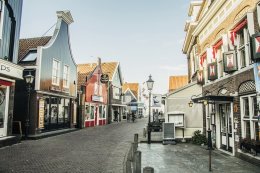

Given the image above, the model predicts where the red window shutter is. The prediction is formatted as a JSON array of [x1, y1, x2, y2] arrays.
[[232, 19, 247, 33]]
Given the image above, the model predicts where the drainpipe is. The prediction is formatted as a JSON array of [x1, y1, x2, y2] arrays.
[[4, 0, 16, 62]]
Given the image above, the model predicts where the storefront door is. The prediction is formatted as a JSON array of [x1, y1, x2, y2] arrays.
[[0, 86, 8, 137], [219, 104, 233, 152]]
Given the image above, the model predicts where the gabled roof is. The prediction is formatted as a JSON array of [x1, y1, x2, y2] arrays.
[[169, 75, 188, 92], [122, 83, 139, 99], [18, 36, 52, 62], [77, 62, 119, 90]]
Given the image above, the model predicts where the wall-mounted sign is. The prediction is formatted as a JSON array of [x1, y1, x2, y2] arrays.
[[100, 74, 109, 84], [251, 33, 260, 61], [0, 59, 24, 79], [152, 94, 162, 107], [197, 70, 204, 85], [38, 99, 45, 128], [207, 62, 217, 81], [92, 95, 103, 102], [223, 51, 237, 73], [168, 114, 184, 127]]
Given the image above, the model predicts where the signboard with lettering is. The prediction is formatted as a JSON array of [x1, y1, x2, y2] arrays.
[[92, 95, 103, 102], [38, 99, 45, 128], [0, 59, 24, 79]]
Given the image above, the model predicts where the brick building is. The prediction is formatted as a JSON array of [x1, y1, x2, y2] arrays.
[[183, 0, 260, 165]]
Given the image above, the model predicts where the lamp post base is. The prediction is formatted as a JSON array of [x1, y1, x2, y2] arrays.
[[147, 124, 151, 144]]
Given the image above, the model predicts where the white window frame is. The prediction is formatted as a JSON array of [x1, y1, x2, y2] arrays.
[[237, 27, 250, 70], [52, 59, 60, 86], [217, 45, 225, 79], [63, 65, 69, 88], [240, 94, 258, 140]]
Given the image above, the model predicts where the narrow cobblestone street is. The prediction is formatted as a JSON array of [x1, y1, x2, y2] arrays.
[[0, 119, 146, 173]]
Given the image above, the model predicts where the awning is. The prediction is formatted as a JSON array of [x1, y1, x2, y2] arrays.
[[192, 95, 234, 103]]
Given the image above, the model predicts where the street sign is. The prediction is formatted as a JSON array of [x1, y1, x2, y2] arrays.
[[100, 74, 109, 83]]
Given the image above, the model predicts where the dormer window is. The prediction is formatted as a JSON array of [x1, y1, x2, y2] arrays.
[[21, 51, 37, 62]]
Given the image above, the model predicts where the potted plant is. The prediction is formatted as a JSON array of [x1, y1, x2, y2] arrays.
[[251, 139, 260, 156]]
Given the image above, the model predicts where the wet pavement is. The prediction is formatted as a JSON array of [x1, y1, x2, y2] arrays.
[[139, 143, 260, 173]]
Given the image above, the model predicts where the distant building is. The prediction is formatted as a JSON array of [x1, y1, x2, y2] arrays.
[[77, 58, 108, 127], [168, 75, 188, 92], [78, 61, 124, 124], [122, 82, 144, 118]]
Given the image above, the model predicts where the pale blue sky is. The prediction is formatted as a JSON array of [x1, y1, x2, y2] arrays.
[[20, 0, 190, 94]]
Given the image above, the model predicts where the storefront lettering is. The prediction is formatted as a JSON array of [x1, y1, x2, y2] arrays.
[[0, 65, 10, 72]]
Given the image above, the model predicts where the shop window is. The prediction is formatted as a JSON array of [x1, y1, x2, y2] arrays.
[[0, 87, 6, 128], [103, 106, 106, 118], [245, 121, 251, 139], [44, 97, 50, 125], [255, 122, 260, 141], [63, 65, 69, 88], [90, 106, 94, 119], [52, 59, 60, 85], [58, 98, 64, 123], [64, 99, 70, 123], [99, 105, 102, 118], [241, 94, 259, 141]]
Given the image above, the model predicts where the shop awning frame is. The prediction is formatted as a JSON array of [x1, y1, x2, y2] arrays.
[[192, 95, 234, 104]]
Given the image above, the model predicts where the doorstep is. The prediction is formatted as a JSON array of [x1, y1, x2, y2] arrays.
[[27, 128, 79, 140], [0, 135, 21, 148]]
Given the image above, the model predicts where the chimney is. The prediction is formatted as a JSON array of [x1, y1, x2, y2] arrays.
[[97, 57, 101, 66]]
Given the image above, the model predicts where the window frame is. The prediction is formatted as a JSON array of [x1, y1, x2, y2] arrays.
[[63, 64, 69, 88], [240, 94, 259, 141], [52, 59, 60, 86]]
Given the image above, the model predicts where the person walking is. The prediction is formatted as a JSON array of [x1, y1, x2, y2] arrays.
[[114, 110, 119, 122]]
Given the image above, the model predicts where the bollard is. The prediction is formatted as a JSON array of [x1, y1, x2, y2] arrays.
[[131, 142, 136, 161], [134, 133, 139, 144], [134, 151, 141, 173], [126, 160, 131, 173], [143, 166, 154, 173], [143, 128, 146, 138]]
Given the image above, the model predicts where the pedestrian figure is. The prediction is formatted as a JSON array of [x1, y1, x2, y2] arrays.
[[114, 110, 119, 122]]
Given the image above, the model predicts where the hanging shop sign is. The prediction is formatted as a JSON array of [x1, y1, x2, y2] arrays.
[[223, 51, 238, 73], [197, 70, 204, 85], [251, 33, 260, 61], [207, 62, 217, 81], [92, 95, 103, 102], [100, 74, 109, 84], [0, 59, 24, 79]]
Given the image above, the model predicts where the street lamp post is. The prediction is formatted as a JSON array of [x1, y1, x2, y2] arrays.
[[146, 75, 154, 144], [24, 72, 34, 139], [205, 100, 212, 172]]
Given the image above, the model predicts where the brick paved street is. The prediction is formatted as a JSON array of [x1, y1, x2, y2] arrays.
[[0, 119, 146, 173]]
